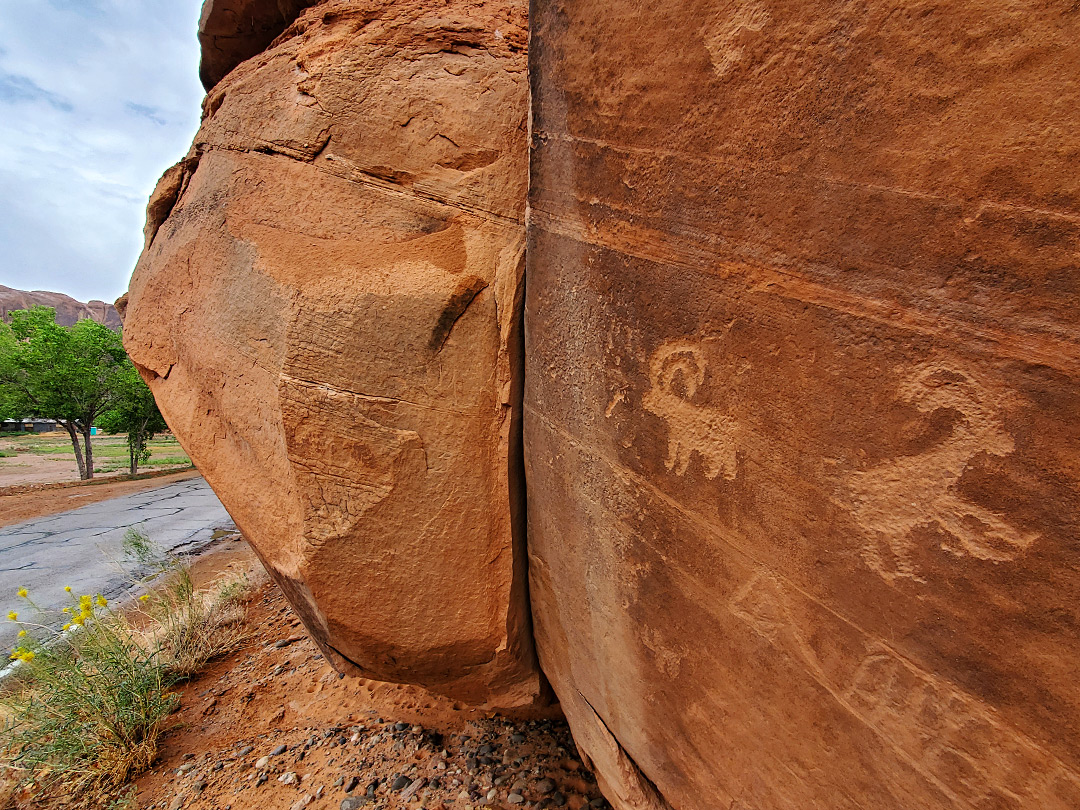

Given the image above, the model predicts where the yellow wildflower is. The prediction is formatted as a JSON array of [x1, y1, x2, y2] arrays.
[[96, 595, 107, 608], [16, 588, 27, 598], [7, 611, 16, 621], [62, 623, 71, 631], [18, 630, 26, 638], [62, 607, 71, 614], [18, 651, 34, 663], [64, 586, 72, 593], [79, 594, 92, 609], [139, 594, 150, 602], [72, 615, 84, 627]]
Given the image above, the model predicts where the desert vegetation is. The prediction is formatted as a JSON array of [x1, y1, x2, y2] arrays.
[[0, 530, 249, 808]]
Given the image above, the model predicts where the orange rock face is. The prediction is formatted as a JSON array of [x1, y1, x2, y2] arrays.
[[124, 0, 539, 709], [526, 2, 1080, 809]]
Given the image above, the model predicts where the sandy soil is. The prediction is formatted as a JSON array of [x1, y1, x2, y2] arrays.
[[0, 469, 203, 528], [4, 543, 603, 810], [127, 570, 597, 810]]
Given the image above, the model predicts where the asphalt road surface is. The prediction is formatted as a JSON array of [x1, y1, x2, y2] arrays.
[[0, 476, 234, 653]]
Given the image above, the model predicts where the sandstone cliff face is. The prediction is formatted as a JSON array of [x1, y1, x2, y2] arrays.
[[526, 2, 1080, 809], [0, 285, 122, 330], [126, 0, 1080, 807], [125, 0, 537, 709]]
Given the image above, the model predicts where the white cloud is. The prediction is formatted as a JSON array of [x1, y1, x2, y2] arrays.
[[0, 0, 204, 303]]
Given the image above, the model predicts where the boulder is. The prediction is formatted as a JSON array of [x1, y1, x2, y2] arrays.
[[526, 1, 1080, 808], [124, 0, 539, 709]]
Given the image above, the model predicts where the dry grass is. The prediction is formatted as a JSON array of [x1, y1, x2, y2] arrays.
[[0, 532, 254, 809]]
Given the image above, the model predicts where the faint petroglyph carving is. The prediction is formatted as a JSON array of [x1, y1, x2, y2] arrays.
[[703, 3, 770, 77], [841, 362, 1037, 583], [643, 341, 739, 480], [730, 571, 1080, 806]]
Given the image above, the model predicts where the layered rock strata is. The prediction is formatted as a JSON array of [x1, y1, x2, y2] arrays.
[[526, 2, 1080, 809], [124, 0, 538, 709]]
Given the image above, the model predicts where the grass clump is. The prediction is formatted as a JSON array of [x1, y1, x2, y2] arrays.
[[1, 590, 179, 803], [0, 530, 251, 807]]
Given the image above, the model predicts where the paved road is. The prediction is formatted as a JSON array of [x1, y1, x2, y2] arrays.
[[0, 477, 234, 653]]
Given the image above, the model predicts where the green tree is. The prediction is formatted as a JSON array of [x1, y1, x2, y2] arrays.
[[0, 306, 127, 479], [98, 360, 167, 475]]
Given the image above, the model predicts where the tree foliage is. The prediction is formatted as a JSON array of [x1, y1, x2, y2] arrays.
[[98, 360, 167, 475], [0, 306, 132, 479]]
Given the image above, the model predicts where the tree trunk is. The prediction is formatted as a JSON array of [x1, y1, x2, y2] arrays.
[[82, 427, 94, 479], [62, 420, 88, 480]]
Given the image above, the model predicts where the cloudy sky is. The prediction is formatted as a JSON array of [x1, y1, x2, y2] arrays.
[[0, 0, 205, 304]]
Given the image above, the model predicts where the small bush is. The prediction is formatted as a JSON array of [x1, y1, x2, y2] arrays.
[[1, 590, 179, 804], [1, 536, 251, 806]]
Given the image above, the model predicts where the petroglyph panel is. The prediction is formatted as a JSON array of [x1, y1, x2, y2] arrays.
[[839, 361, 1038, 583], [642, 340, 741, 481], [527, 1, 1080, 805]]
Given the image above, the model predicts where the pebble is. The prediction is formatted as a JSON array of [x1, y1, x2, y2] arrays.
[[401, 778, 426, 801], [536, 779, 557, 795], [177, 762, 196, 775], [255, 756, 271, 769], [271, 744, 289, 756], [237, 746, 254, 756], [508, 793, 524, 805], [279, 771, 299, 784], [510, 733, 526, 743], [340, 799, 368, 810], [290, 796, 313, 810], [344, 775, 359, 792], [551, 792, 567, 807], [392, 774, 412, 791]]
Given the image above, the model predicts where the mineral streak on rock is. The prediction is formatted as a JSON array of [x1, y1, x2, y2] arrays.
[[124, 0, 539, 709], [526, 2, 1080, 809]]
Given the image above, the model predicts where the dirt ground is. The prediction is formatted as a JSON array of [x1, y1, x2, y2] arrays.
[[7, 542, 604, 810], [0, 469, 202, 528], [0, 432, 191, 490]]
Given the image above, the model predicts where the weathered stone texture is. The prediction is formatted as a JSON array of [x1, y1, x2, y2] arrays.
[[125, 0, 538, 709], [526, 2, 1080, 809], [198, 0, 316, 90]]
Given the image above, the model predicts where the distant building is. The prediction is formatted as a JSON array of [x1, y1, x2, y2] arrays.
[[1, 418, 59, 434]]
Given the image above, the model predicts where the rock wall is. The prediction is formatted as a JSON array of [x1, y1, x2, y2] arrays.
[[526, 2, 1080, 809], [125, 0, 1080, 806], [124, 0, 539, 709]]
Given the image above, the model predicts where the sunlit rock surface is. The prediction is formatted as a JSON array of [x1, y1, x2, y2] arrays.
[[125, 0, 539, 710]]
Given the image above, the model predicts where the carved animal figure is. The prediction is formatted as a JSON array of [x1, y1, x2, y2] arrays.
[[843, 362, 1036, 582], [643, 342, 739, 481]]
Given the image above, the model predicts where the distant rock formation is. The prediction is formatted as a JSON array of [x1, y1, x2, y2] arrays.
[[0, 285, 121, 330], [124, 1, 1080, 808]]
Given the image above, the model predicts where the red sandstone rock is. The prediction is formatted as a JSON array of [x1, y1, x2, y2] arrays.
[[198, 0, 316, 90], [0, 285, 121, 330], [124, 0, 538, 709], [526, 2, 1080, 808]]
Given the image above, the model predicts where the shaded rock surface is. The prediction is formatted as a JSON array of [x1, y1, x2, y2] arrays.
[[0, 285, 121, 330], [125, 0, 537, 710], [198, 0, 317, 90], [526, 1, 1080, 809]]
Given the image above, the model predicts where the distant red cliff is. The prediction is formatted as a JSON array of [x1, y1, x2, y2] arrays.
[[0, 285, 122, 330]]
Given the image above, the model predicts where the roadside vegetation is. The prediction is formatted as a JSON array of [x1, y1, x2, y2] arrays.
[[0, 306, 170, 480], [0, 530, 250, 809]]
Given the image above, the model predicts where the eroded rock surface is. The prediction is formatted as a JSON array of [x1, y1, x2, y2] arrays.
[[526, 2, 1080, 809], [198, 0, 316, 90], [125, 0, 538, 709]]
